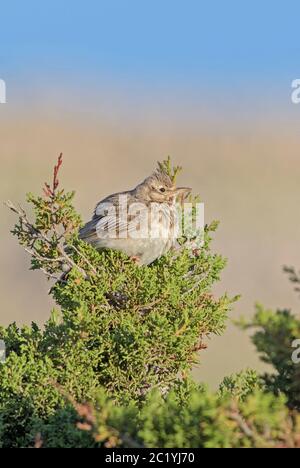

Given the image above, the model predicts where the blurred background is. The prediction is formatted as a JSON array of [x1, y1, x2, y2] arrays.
[[1, 1, 300, 387]]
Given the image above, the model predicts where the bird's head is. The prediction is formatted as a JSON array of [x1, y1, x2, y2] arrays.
[[135, 165, 191, 204]]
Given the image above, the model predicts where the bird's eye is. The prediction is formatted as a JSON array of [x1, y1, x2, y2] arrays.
[[159, 187, 166, 193]]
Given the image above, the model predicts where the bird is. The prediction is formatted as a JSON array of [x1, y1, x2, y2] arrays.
[[79, 164, 191, 265]]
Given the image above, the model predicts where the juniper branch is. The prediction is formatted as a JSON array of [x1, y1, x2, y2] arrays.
[[5, 199, 88, 280]]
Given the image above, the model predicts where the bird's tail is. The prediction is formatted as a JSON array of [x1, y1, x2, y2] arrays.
[[79, 219, 100, 246]]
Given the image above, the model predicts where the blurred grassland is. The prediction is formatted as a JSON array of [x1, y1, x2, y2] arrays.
[[1, 105, 300, 387]]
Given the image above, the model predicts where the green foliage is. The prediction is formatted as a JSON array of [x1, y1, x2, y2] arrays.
[[2, 156, 299, 448], [47, 385, 299, 449], [29, 407, 97, 449], [219, 369, 264, 401], [120, 387, 299, 448], [239, 305, 300, 410], [1, 156, 234, 447]]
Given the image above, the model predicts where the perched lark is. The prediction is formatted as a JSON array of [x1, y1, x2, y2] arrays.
[[79, 165, 191, 265]]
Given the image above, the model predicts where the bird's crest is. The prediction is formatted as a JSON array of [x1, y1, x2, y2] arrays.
[[150, 165, 174, 188]]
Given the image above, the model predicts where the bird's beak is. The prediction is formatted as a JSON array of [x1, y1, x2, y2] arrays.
[[175, 187, 192, 197], [173, 187, 192, 204]]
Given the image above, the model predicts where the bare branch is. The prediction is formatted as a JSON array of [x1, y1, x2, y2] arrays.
[[229, 409, 254, 439], [68, 244, 98, 276], [5, 199, 89, 280]]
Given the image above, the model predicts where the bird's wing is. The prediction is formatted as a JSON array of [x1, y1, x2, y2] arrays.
[[80, 192, 148, 241]]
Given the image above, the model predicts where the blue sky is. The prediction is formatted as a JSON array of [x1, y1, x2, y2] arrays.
[[1, 1, 299, 84]]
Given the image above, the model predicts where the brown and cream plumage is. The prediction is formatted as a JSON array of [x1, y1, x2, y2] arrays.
[[79, 165, 191, 265]]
